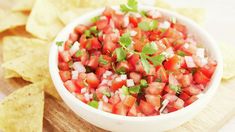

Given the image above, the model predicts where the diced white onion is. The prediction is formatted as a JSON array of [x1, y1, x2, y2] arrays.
[[126, 79, 135, 87], [147, 9, 162, 19], [120, 74, 127, 80], [107, 80, 112, 86], [161, 47, 174, 58], [102, 95, 109, 103], [130, 30, 137, 36], [109, 19, 115, 28], [169, 74, 179, 86], [115, 77, 122, 82], [89, 94, 93, 99], [160, 99, 169, 113], [80, 88, 87, 94], [100, 16, 107, 20], [103, 71, 112, 78], [183, 43, 190, 49], [200, 57, 208, 67], [100, 79, 108, 85], [98, 101, 103, 110], [72, 70, 79, 80], [159, 21, 170, 29], [73, 62, 86, 73], [196, 48, 205, 58], [123, 14, 129, 28], [69, 41, 80, 56], [84, 93, 90, 102], [127, 12, 141, 18], [185, 56, 196, 68]]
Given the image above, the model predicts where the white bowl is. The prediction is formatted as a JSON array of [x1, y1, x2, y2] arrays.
[[49, 5, 223, 132]]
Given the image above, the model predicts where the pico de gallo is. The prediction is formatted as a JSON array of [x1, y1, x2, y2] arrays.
[[57, 0, 217, 116]]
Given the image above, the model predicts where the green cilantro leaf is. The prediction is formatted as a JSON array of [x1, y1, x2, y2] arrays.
[[138, 20, 158, 31], [75, 50, 83, 57], [56, 41, 64, 46], [115, 48, 127, 62], [120, 0, 138, 13], [92, 93, 98, 101], [129, 85, 141, 94], [122, 86, 129, 95], [88, 100, 99, 109], [119, 32, 132, 47], [102, 91, 111, 98], [89, 26, 98, 36], [140, 79, 148, 87], [140, 10, 147, 17], [148, 54, 166, 66], [169, 84, 181, 94], [116, 67, 126, 74], [142, 42, 158, 54], [99, 55, 108, 65], [84, 30, 91, 37], [140, 54, 150, 74], [177, 50, 186, 57], [91, 16, 100, 23]]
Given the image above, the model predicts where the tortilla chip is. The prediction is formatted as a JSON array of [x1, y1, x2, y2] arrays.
[[2, 36, 49, 78], [79, 0, 126, 8], [219, 43, 235, 80], [0, 9, 28, 33], [26, 0, 80, 40], [10, 0, 35, 11], [0, 82, 44, 132], [59, 8, 93, 25], [155, 0, 172, 9]]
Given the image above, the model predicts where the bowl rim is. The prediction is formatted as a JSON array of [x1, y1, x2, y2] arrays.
[[49, 5, 223, 122]]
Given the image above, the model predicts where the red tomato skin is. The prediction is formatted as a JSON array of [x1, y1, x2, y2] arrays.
[[95, 67, 106, 78], [109, 94, 121, 105], [129, 72, 142, 84], [74, 79, 86, 90], [129, 16, 138, 27], [145, 82, 165, 95], [155, 65, 168, 83], [179, 92, 190, 101], [102, 102, 113, 113], [123, 95, 136, 108], [139, 100, 155, 115], [184, 96, 198, 106], [58, 62, 70, 70], [87, 56, 99, 69], [164, 55, 182, 71], [75, 25, 87, 34], [111, 79, 126, 91], [69, 32, 78, 42], [59, 51, 72, 62], [164, 85, 176, 95], [59, 71, 71, 82], [79, 34, 87, 48], [103, 7, 115, 18], [64, 80, 77, 92], [200, 64, 216, 78], [91, 37, 102, 49], [112, 102, 128, 116], [64, 40, 73, 51], [116, 61, 130, 72], [86, 73, 100, 88], [96, 18, 108, 30], [145, 94, 161, 110], [102, 41, 116, 54], [194, 70, 210, 85]]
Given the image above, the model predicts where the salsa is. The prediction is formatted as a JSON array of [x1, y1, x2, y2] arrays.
[[57, 0, 217, 116]]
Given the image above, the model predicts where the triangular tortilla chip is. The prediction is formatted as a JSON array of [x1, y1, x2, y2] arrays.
[[0, 9, 28, 33], [0, 82, 44, 132]]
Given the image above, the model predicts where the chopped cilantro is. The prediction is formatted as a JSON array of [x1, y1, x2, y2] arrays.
[[88, 100, 99, 109], [84, 30, 91, 37], [140, 54, 150, 74], [75, 50, 83, 57], [92, 93, 98, 101], [138, 20, 158, 31], [140, 79, 148, 87], [169, 84, 181, 94], [102, 91, 111, 98], [119, 32, 132, 47], [56, 41, 64, 46], [122, 86, 129, 95], [116, 67, 126, 74], [142, 42, 158, 55], [148, 54, 166, 66], [115, 48, 127, 62], [120, 0, 138, 13], [99, 55, 108, 65], [129, 85, 141, 94], [91, 16, 100, 23], [177, 50, 186, 57]]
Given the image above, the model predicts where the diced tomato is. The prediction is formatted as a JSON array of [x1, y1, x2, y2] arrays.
[[128, 54, 140, 67], [103, 7, 115, 18], [59, 71, 71, 82], [147, 76, 155, 83], [163, 93, 178, 103], [173, 23, 187, 39], [113, 102, 128, 116], [145, 82, 165, 95], [75, 25, 88, 34], [145, 94, 161, 110], [74, 78, 86, 90], [194, 70, 210, 84], [96, 18, 108, 30], [135, 61, 145, 73], [86, 73, 100, 88], [128, 104, 138, 116], [112, 14, 124, 29], [64, 40, 73, 51], [69, 32, 78, 42], [87, 56, 99, 69], [109, 94, 121, 105], [185, 96, 198, 106], [129, 16, 138, 27], [123, 95, 136, 107], [116, 61, 130, 73], [164, 55, 182, 71], [183, 85, 201, 96], [179, 92, 190, 101], [58, 62, 70, 70], [179, 74, 192, 87], [164, 85, 176, 95], [64, 80, 77, 92], [76, 93, 87, 103], [129, 72, 141, 84], [80, 50, 89, 65], [103, 25, 113, 34], [102, 102, 113, 113], [79, 34, 87, 48], [91, 37, 102, 49], [200, 64, 216, 78], [96, 67, 106, 78], [139, 100, 155, 115], [160, 38, 171, 48], [155, 65, 168, 83], [133, 39, 146, 52], [111, 78, 126, 91], [59, 51, 72, 62], [103, 40, 117, 54], [173, 98, 184, 110]]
